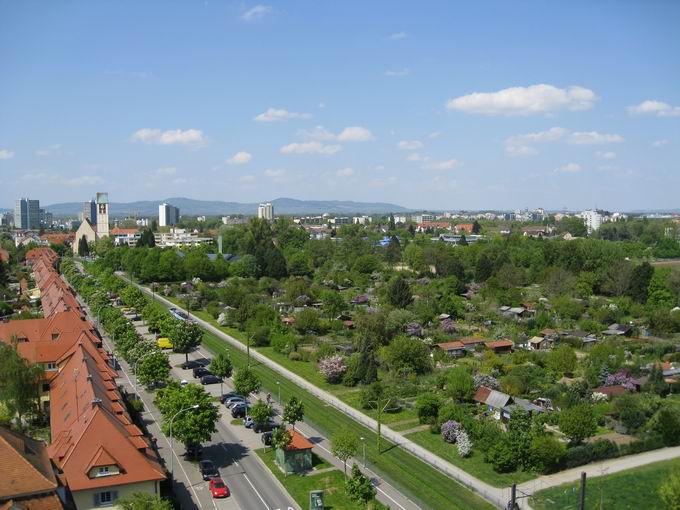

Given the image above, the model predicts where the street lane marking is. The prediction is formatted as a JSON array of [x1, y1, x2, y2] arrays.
[[220, 443, 271, 510]]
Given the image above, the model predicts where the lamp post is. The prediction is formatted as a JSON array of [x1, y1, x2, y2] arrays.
[[133, 352, 156, 397], [169, 405, 200, 484], [276, 381, 281, 405], [360, 436, 366, 467]]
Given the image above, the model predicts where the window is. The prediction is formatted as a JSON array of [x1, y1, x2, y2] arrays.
[[45, 362, 57, 371], [94, 490, 117, 507], [51, 333, 60, 341], [97, 466, 109, 476]]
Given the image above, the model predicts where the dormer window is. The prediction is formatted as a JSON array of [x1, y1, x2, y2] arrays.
[[97, 466, 110, 476], [45, 362, 57, 371], [52, 333, 60, 341]]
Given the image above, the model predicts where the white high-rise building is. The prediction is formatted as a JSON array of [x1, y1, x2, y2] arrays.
[[96, 192, 110, 237], [582, 209, 602, 234], [258, 202, 274, 221], [159, 202, 180, 227]]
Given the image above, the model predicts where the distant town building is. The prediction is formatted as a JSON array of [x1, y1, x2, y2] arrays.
[[154, 228, 212, 248], [329, 217, 351, 225], [353, 215, 372, 225], [0, 212, 12, 227], [82, 199, 97, 225], [159, 202, 180, 227], [96, 192, 110, 237], [110, 227, 141, 247], [581, 209, 603, 234], [393, 215, 408, 224], [39, 209, 53, 227], [258, 202, 274, 221], [14, 198, 40, 230], [413, 213, 434, 223], [222, 216, 248, 226], [72, 219, 97, 255], [135, 218, 149, 227]]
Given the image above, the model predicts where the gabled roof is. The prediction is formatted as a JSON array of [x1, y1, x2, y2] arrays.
[[459, 336, 486, 345], [485, 340, 514, 349], [286, 429, 313, 451], [434, 341, 465, 350], [0, 426, 58, 500]]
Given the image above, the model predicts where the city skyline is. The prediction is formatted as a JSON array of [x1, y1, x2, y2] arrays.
[[1, 1, 679, 210]]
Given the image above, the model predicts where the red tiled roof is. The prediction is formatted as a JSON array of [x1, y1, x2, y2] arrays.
[[459, 336, 486, 345], [473, 386, 491, 404], [434, 341, 464, 350], [591, 385, 627, 397], [286, 429, 314, 451], [110, 228, 140, 235], [485, 340, 514, 349]]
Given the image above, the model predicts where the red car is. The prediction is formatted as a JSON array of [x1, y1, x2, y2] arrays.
[[209, 478, 230, 498]]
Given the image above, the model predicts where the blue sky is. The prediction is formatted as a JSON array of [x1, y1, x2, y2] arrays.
[[1, 0, 679, 211]]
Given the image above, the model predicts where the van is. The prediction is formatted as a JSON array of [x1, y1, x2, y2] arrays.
[[157, 337, 173, 349]]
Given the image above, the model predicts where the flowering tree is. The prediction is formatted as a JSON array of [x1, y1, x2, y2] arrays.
[[441, 318, 457, 334], [318, 355, 347, 383], [456, 430, 472, 457], [441, 420, 462, 443], [591, 392, 608, 403], [406, 322, 423, 337], [473, 373, 500, 390], [605, 370, 636, 391]]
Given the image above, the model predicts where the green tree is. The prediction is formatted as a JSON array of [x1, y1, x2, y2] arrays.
[[136, 229, 156, 248], [559, 403, 597, 443], [546, 345, 577, 376], [529, 435, 565, 474], [331, 428, 359, 477], [659, 470, 680, 510], [294, 308, 320, 334], [472, 220, 482, 234], [628, 262, 654, 303], [383, 335, 431, 375], [77, 236, 90, 256], [385, 274, 412, 308], [136, 351, 170, 388], [172, 320, 203, 362], [209, 353, 233, 395], [271, 426, 292, 452], [118, 492, 172, 510], [415, 393, 441, 424], [155, 382, 219, 446], [0, 342, 43, 422], [475, 253, 493, 282], [282, 396, 304, 431], [249, 399, 273, 425], [346, 464, 376, 504], [446, 366, 475, 402], [385, 236, 402, 264], [233, 366, 261, 397]]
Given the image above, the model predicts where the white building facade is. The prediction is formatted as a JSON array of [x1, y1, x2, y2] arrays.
[[258, 202, 274, 221], [159, 202, 180, 227]]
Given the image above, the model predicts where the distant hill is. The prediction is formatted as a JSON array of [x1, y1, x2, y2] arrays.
[[40, 197, 411, 217]]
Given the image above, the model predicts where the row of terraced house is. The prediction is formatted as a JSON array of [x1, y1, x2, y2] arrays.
[[0, 248, 165, 510]]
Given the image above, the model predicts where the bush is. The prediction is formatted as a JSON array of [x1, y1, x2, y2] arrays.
[[251, 326, 271, 347], [271, 334, 298, 355], [621, 434, 664, 455], [318, 355, 348, 383], [441, 420, 463, 443], [530, 435, 566, 474], [288, 351, 302, 361], [342, 354, 360, 387], [563, 444, 593, 469], [485, 436, 518, 473], [590, 439, 620, 461], [415, 393, 441, 425]]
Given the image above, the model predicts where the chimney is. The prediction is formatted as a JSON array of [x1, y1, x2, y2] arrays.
[[91, 398, 102, 407]]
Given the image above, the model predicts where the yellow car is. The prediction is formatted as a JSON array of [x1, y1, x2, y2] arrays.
[[157, 337, 173, 349], [121, 307, 133, 313]]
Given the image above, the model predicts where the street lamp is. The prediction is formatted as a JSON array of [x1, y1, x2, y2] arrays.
[[276, 381, 281, 405], [169, 405, 200, 483], [360, 437, 366, 467], [133, 352, 156, 397]]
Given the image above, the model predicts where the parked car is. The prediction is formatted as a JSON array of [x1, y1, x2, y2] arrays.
[[184, 442, 203, 460], [253, 420, 277, 433], [231, 403, 250, 418], [225, 397, 250, 408], [209, 478, 230, 498], [243, 416, 254, 428], [193, 367, 212, 379], [220, 392, 243, 404], [157, 337, 173, 349], [180, 379, 189, 386], [199, 460, 219, 480], [261, 431, 273, 446], [181, 360, 202, 370], [200, 374, 222, 385]]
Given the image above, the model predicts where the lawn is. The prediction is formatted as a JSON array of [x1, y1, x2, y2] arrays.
[[405, 430, 536, 488], [256, 448, 385, 510], [531, 457, 680, 510], [200, 329, 494, 510]]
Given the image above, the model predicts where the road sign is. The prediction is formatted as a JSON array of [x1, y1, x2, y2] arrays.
[[309, 490, 324, 510]]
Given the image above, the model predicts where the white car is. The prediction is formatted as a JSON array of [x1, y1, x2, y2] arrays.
[[180, 379, 189, 386]]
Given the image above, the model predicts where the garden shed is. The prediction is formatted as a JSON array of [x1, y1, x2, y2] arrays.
[[276, 429, 314, 474]]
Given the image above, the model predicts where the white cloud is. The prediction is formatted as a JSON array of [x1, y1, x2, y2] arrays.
[[397, 140, 423, 150], [280, 141, 341, 155], [337, 126, 375, 142], [423, 159, 459, 171], [254, 108, 311, 122], [337, 167, 354, 177], [154, 167, 177, 176], [628, 100, 680, 117], [0, 149, 15, 160], [241, 4, 271, 21], [557, 162, 582, 173], [406, 153, 430, 162], [387, 32, 406, 40], [595, 151, 616, 160], [226, 151, 252, 165], [652, 139, 670, 147], [264, 168, 285, 178], [385, 68, 410, 77], [35, 143, 62, 157], [131, 128, 204, 146], [298, 126, 336, 141], [504, 126, 622, 156], [568, 131, 624, 145], [446, 84, 597, 116], [239, 175, 255, 183]]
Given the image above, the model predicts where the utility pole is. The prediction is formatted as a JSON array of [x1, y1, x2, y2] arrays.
[[579, 471, 587, 510], [369, 397, 394, 453]]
